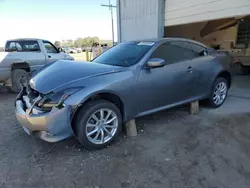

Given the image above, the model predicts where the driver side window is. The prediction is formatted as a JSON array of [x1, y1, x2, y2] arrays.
[[43, 41, 58, 53], [151, 41, 207, 64], [150, 43, 183, 64]]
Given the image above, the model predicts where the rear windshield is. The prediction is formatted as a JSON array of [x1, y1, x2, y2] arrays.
[[93, 42, 153, 67], [5, 40, 40, 52]]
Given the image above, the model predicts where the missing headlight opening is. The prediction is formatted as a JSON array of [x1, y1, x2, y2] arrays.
[[37, 88, 81, 109]]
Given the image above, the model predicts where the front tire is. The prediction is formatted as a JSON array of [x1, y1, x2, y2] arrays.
[[209, 77, 228, 108], [74, 100, 122, 150]]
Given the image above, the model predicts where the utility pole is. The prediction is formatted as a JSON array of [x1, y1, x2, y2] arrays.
[[101, 1, 117, 46]]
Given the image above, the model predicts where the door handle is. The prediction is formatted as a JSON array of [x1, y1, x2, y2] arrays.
[[186, 66, 193, 73], [48, 55, 51, 58]]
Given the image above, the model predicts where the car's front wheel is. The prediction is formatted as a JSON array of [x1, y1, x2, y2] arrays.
[[209, 77, 228, 108], [73, 100, 122, 150]]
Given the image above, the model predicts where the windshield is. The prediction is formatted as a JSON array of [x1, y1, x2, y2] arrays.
[[93, 42, 153, 67]]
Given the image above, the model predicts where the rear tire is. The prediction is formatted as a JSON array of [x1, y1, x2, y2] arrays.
[[10, 69, 29, 93], [208, 77, 228, 108], [73, 99, 122, 150]]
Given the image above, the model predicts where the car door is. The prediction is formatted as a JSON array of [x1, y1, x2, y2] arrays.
[[42, 40, 66, 63], [136, 42, 199, 114], [177, 41, 215, 98], [168, 41, 213, 98]]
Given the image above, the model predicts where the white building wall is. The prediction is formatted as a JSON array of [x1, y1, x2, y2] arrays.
[[165, 0, 250, 26], [117, 0, 165, 42]]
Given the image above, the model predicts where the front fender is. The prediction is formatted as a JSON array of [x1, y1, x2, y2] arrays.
[[63, 69, 135, 122], [64, 86, 124, 106], [63, 86, 134, 122]]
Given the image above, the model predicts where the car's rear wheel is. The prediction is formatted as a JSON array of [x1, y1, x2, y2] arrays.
[[209, 77, 228, 108], [10, 69, 29, 93], [74, 100, 122, 150]]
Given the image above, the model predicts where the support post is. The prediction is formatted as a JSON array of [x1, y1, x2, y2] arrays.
[[125, 119, 137, 137], [86, 50, 89, 61], [190, 101, 199, 115]]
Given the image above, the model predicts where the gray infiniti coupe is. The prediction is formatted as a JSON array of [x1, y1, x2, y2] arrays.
[[15, 38, 232, 150]]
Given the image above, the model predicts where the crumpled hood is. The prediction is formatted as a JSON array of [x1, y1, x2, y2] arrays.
[[30, 60, 118, 94]]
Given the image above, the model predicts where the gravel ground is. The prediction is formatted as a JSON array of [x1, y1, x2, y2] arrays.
[[0, 76, 250, 188]]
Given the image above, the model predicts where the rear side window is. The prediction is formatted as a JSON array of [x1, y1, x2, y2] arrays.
[[5, 41, 22, 52], [188, 42, 207, 55], [5, 40, 40, 52], [170, 41, 207, 58]]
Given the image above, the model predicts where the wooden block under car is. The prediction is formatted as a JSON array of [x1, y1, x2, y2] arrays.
[[125, 119, 137, 137], [190, 101, 199, 115]]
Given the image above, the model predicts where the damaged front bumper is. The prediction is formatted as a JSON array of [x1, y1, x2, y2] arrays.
[[15, 87, 73, 142]]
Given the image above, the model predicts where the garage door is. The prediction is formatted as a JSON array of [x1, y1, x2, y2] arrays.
[[118, 0, 165, 42], [165, 0, 250, 26]]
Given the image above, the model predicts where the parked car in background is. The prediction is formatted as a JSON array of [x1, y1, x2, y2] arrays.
[[0, 38, 74, 92], [15, 38, 232, 150], [76, 48, 82, 53], [64, 48, 77, 54], [61, 47, 67, 53], [82, 47, 92, 52], [62, 48, 70, 54]]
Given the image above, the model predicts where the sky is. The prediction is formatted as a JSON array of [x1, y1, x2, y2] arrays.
[[0, 0, 117, 46]]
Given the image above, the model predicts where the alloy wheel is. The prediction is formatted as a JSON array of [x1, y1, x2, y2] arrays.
[[213, 81, 227, 105], [85, 108, 118, 145]]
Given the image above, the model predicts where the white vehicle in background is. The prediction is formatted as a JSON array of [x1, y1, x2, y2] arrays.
[[64, 48, 77, 54], [0, 38, 74, 92], [62, 48, 71, 53], [76, 48, 82, 53], [70, 48, 78, 54]]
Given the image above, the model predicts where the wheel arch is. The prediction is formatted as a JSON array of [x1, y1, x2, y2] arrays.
[[71, 91, 125, 132], [11, 62, 30, 72], [216, 71, 232, 88]]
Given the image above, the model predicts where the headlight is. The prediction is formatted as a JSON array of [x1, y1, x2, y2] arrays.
[[37, 88, 82, 109]]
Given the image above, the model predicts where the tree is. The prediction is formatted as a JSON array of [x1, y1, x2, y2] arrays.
[[67, 40, 74, 47], [82, 37, 100, 47], [54, 41, 61, 47], [92, 36, 99, 43], [56, 37, 100, 48], [74, 38, 84, 48]]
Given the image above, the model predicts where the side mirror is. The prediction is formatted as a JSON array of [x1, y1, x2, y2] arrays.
[[147, 58, 166, 68]]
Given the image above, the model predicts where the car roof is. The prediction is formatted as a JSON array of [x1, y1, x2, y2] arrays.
[[128, 37, 207, 48], [6, 38, 47, 42]]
